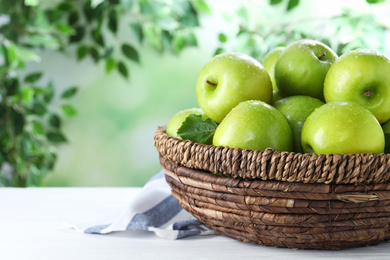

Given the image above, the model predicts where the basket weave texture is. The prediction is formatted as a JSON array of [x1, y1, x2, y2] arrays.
[[154, 126, 390, 250]]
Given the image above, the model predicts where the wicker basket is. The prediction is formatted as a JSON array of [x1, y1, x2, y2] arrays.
[[154, 126, 390, 250]]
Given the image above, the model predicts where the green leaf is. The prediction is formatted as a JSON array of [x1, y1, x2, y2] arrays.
[[44, 81, 54, 103], [218, 33, 227, 43], [130, 22, 143, 43], [4, 76, 19, 96], [173, 33, 186, 54], [48, 114, 61, 129], [287, 0, 299, 10], [77, 45, 89, 61], [61, 104, 77, 117], [61, 87, 78, 99], [24, 72, 43, 83], [186, 32, 197, 46], [20, 88, 34, 103], [11, 108, 25, 135], [177, 114, 217, 144], [92, 28, 105, 47], [108, 9, 118, 34], [143, 22, 162, 50], [140, 0, 163, 15], [270, 0, 283, 5], [30, 102, 47, 116], [117, 61, 129, 79], [68, 11, 79, 25], [121, 44, 139, 62], [179, 11, 199, 27], [1, 44, 10, 67], [90, 47, 99, 63], [57, 1, 74, 11], [214, 48, 225, 56], [385, 133, 390, 154], [70, 26, 85, 43], [56, 22, 75, 35], [366, 0, 386, 3], [105, 57, 116, 73], [47, 131, 67, 144], [83, 1, 94, 21], [32, 120, 44, 135], [191, 0, 212, 14]]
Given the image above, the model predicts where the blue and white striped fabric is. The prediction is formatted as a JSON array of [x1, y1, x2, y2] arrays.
[[73, 170, 214, 239]]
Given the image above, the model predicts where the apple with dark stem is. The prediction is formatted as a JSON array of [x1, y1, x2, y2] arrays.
[[196, 52, 272, 123], [324, 49, 390, 124], [274, 39, 337, 101]]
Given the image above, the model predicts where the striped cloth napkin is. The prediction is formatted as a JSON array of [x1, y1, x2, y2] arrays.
[[71, 170, 214, 239]]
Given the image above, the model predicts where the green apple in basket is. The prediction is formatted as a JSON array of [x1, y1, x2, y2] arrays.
[[166, 108, 204, 138], [166, 108, 217, 145], [301, 101, 385, 154], [196, 52, 272, 123], [273, 96, 324, 153], [324, 49, 390, 124], [262, 46, 285, 90], [274, 39, 337, 101], [213, 100, 293, 152]]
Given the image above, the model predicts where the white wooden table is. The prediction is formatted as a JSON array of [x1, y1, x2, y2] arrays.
[[0, 188, 389, 259]]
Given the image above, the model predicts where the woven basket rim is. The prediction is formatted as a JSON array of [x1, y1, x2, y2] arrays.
[[154, 126, 390, 185]]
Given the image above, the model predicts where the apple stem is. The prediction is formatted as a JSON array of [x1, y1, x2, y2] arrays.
[[318, 52, 326, 60], [206, 80, 217, 87], [365, 89, 371, 97]]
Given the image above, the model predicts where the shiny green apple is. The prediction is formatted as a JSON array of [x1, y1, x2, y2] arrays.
[[273, 96, 324, 153], [262, 46, 285, 90], [196, 52, 272, 123], [166, 108, 204, 138], [213, 100, 293, 152], [274, 39, 337, 101], [301, 101, 384, 154], [324, 49, 390, 124]]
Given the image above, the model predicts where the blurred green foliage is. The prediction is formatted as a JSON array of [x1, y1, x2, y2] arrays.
[[216, 0, 387, 60], [0, 0, 209, 186]]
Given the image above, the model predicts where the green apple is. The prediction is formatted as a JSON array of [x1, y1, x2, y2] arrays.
[[273, 96, 324, 153], [324, 49, 390, 124], [274, 39, 337, 101], [301, 101, 384, 154], [166, 108, 204, 139], [262, 46, 285, 90], [196, 52, 272, 123], [213, 100, 293, 152]]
